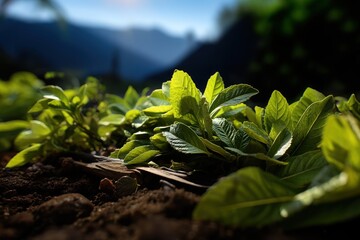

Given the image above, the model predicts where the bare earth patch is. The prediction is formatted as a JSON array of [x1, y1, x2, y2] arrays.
[[0, 154, 358, 240]]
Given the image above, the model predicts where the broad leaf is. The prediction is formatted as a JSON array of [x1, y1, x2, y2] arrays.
[[241, 121, 272, 146], [289, 95, 335, 156], [204, 72, 224, 104], [226, 147, 288, 165], [200, 137, 237, 161], [99, 114, 125, 126], [116, 140, 150, 159], [41, 85, 69, 106], [212, 118, 237, 148], [264, 90, 291, 133], [321, 115, 360, 171], [280, 167, 360, 219], [143, 105, 172, 116], [193, 167, 297, 227], [282, 196, 360, 230], [124, 145, 160, 165], [164, 122, 208, 155], [267, 127, 292, 159], [124, 86, 140, 108], [209, 84, 258, 117], [277, 150, 327, 188], [14, 120, 51, 150], [6, 144, 42, 168], [291, 87, 325, 129], [169, 70, 201, 118]]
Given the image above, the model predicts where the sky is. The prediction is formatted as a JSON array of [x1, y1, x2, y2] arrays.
[[5, 0, 238, 40]]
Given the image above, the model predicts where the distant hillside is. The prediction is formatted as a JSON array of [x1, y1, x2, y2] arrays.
[[0, 17, 198, 82]]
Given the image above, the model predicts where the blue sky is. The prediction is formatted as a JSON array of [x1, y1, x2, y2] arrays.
[[6, 0, 238, 40]]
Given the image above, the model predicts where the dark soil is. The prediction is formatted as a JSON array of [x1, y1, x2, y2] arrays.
[[0, 152, 358, 240]]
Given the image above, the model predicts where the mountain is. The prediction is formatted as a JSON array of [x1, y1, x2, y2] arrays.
[[0, 17, 198, 82], [145, 19, 257, 92]]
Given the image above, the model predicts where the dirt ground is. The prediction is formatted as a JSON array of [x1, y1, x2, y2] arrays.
[[0, 153, 358, 240]]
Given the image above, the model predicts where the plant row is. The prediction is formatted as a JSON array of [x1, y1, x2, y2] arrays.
[[1, 70, 360, 229]]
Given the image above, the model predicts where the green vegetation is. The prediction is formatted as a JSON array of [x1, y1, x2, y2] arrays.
[[1, 70, 360, 229]]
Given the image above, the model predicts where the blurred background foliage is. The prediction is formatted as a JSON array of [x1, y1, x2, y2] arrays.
[[234, 0, 360, 101]]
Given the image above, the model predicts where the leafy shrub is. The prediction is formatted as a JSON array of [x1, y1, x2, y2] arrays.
[[3, 69, 360, 230]]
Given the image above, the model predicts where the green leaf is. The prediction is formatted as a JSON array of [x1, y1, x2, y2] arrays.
[[200, 137, 236, 161], [41, 85, 69, 106], [164, 122, 209, 155], [209, 84, 258, 117], [148, 89, 170, 105], [124, 86, 140, 108], [116, 140, 149, 159], [291, 87, 325, 129], [28, 98, 52, 113], [267, 127, 292, 159], [282, 196, 360, 230], [336, 94, 360, 122], [179, 96, 199, 117], [193, 167, 297, 227], [124, 145, 160, 165], [280, 167, 360, 219], [14, 120, 50, 150], [321, 115, 360, 171], [6, 144, 42, 168], [212, 118, 238, 148], [277, 150, 327, 188], [169, 70, 201, 118], [143, 105, 172, 117], [99, 114, 125, 126], [241, 121, 272, 146], [226, 147, 288, 165], [289, 95, 335, 156], [204, 72, 224, 104], [264, 90, 291, 133], [150, 133, 169, 151]]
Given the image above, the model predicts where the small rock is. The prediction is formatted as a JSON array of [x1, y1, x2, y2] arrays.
[[33, 193, 94, 225]]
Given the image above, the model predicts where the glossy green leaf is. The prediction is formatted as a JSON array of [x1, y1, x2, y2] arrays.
[[289, 95, 335, 156], [164, 122, 208, 155], [116, 140, 149, 159], [209, 84, 258, 117], [200, 137, 236, 161], [280, 167, 360, 219], [99, 114, 125, 126], [193, 167, 297, 227], [124, 86, 140, 108], [150, 133, 169, 151], [6, 144, 42, 168], [28, 98, 52, 113], [321, 115, 360, 171], [264, 90, 291, 133], [277, 150, 327, 188], [124, 145, 160, 165], [204, 72, 224, 104], [41, 85, 69, 106], [241, 121, 272, 146], [226, 147, 288, 165], [267, 127, 292, 159], [169, 70, 201, 118], [212, 118, 237, 148], [291, 87, 325, 129]]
